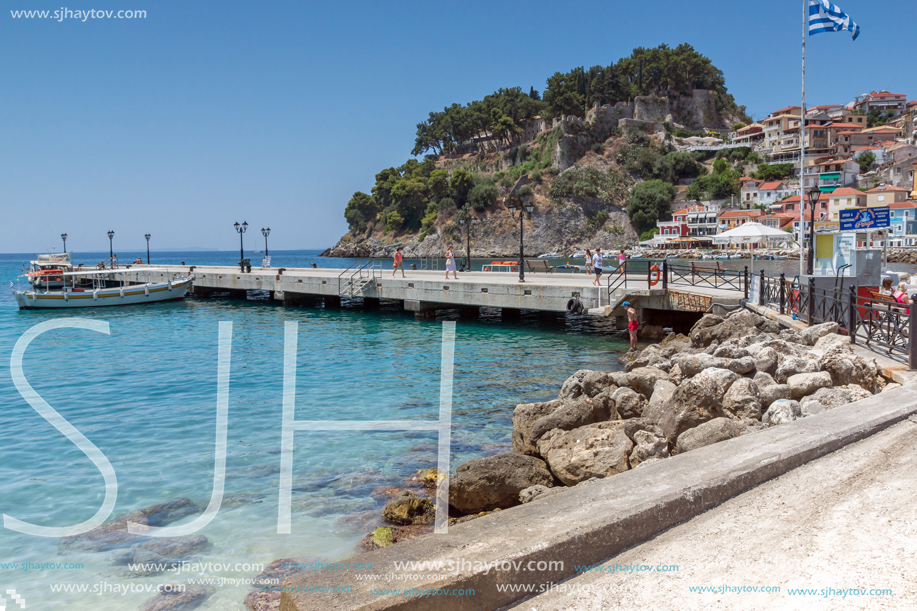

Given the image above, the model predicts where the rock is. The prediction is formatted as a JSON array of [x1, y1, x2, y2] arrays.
[[819, 352, 880, 393], [221, 494, 267, 509], [642, 380, 678, 424], [634, 457, 665, 469], [675, 417, 748, 453], [407, 468, 446, 490], [713, 344, 751, 360], [449, 454, 555, 513], [109, 536, 210, 573], [668, 363, 684, 384], [882, 382, 902, 393], [672, 355, 731, 377], [722, 378, 762, 420], [244, 590, 281, 611], [846, 384, 873, 402], [529, 394, 617, 447], [519, 485, 562, 504], [694, 368, 739, 396], [690, 310, 771, 348], [621, 367, 672, 398], [610, 387, 646, 419], [813, 333, 851, 354], [760, 383, 792, 409], [357, 524, 434, 552], [512, 400, 561, 455], [382, 491, 434, 526], [536, 426, 633, 486], [779, 329, 805, 344], [799, 322, 840, 346], [801, 387, 854, 410], [688, 314, 725, 348], [800, 401, 827, 416], [625, 349, 673, 373], [787, 372, 833, 399], [628, 429, 670, 467], [763, 399, 801, 425], [138, 584, 214, 611], [775, 358, 821, 384], [753, 339, 808, 360], [557, 370, 616, 400], [251, 558, 310, 588], [656, 376, 725, 444], [754, 347, 779, 377], [753, 371, 777, 388], [59, 498, 199, 553]]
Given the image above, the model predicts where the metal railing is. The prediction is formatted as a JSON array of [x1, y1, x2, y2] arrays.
[[337, 259, 381, 298]]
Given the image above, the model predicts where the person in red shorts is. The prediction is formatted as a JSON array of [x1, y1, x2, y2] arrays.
[[622, 301, 638, 351]]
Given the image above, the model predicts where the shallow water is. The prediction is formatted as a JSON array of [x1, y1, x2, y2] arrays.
[[0, 250, 628, 609]]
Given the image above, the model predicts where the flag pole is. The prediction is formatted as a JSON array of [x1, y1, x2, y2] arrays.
[[799, 0, 807, 281]]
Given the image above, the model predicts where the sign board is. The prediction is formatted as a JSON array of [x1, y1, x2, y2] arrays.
[[261, 256, 272, 269], [839, 206, 889, 231], [748, 276, 761, 306]]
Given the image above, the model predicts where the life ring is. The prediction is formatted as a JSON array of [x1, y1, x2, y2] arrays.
[[566, 298, 576, 312], [649, 265, 662, 287], [574, 301, 585, 315]]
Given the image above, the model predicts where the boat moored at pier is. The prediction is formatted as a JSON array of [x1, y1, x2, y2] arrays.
[[13, 267, 192, 309]]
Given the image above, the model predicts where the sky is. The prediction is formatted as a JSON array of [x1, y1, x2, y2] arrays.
[[1, 0, 913, 253]]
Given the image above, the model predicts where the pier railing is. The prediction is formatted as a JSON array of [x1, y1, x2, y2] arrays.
[[607, 258, 751, 301], [338, 259, 381, 298]]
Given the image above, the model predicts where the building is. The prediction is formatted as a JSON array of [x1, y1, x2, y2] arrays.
[[777, 193, 830, 218], [717, 208, 764, 230], [865, 184, 910, 207], [686, 204, 721, 237], [832, 128, 893, 156], [731, 123, 765, 147], [655, 206, 696, 239], [887, 201, 917, 246], [740, 179, 760, 205], [852, 145, 887, 166], [852, 90, 908, 115], [811, 158, 860, 192], [757, 181, 794, 207], [826, 187, 867, 221]]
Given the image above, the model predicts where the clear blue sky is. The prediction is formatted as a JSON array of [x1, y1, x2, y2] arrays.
[[1, 0, 912, 253]]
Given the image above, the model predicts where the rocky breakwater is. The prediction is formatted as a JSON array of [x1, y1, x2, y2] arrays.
[[446, 308, 895, 514]]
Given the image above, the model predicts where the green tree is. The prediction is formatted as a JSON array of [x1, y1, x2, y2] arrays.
[[449, 169, 476, 206], [627, 180, 675, 232], [468, 182, 499, 211], [857, 151, 876, 173], [343, 192, 378, 232], [755, 163, 793, 181]]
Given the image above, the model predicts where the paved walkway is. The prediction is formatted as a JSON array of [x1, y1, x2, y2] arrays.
[[507, 417, 917, 611]]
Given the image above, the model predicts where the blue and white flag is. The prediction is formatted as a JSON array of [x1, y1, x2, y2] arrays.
[[808, 0, 860, 40]]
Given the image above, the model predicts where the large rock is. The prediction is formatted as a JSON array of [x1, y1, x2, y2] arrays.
[[59, 498, 199, 553], [673, 355, 755, 377], [819, 352, 880, 393], [763, 399, 801, 425], [754, 347, 779, 377], [760, 383, 792, 409], [557, 370, 616, 400], [695, 368, 739, 396], [628, 429, 670, 467], [812, 333, 851, 355], [753, 371, 777, 388], [675, 417, 748, 454], [449, 454, 555, 513], [800, 387, 856, 410], [382, 491, 434, 526], [656, 376, 725, 444], [722, 378, 762, 420], [642, 380, 678, 424], [610, 387, 646, 419], [799, 322, 840, 346], [751, 339, 808, 360], [787, 372, 833, 399], [536, 425, 633, 486], [109, 536, 211, 573], [688, 314, 725, 348], [139, 584, 214, 611], [512, 400, 561, 455], [775, 357, 821, 383], [713, 343, 751, 360], [529, 394, 617, 446], [621, 367, 673, 398], [690, 310, 772, 348]]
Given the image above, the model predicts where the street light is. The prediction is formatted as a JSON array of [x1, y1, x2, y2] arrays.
[[107, 230, 115, 265], [61, 233, 67, 253], [145, 234, 151, 264], [506, 197, 535, 283], [234, 221, 248, 271], [457, 216, 479, 272], [261, 227, 270, 257], [806, 188, 819, 275]]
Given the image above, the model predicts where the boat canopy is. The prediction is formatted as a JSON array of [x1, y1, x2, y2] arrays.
[[23, 267, 171, 278]]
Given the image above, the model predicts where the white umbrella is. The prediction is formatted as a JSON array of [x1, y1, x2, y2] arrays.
[[713, 221, 796, 274]]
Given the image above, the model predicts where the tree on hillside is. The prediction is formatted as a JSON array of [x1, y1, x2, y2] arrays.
[[627, 180, 675, 233], [857, 151, 876, 173], [449, 169, 476, 207], [344, 192, 379, 232], [755, 163, 793, 181]]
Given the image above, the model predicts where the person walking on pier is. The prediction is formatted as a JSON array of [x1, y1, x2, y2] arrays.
[[591, 248, 603, 286], [392, 246, 405, 278], [446, 245, 458, 280], [617, 249, 626, 275], [584, 249, 593, 274], [622, 301, 638, 351]]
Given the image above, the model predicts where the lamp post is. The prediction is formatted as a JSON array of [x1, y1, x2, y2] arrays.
[[107, 230, 115, 265], [234, 221, 248, 271], [261, 227, 270, 257], [506, 197, 534, 283], [61, 233, 67, 253], [145, 234, 151, 264], [457, 216, 479, 272], [806, 188, 819, 275]]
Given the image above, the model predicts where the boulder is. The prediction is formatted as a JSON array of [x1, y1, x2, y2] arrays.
[[519, 485, 562, 504], [621, 367, 673, 398], [656, 376, 725, 444], [450, 454, 555, 513], [690, 310, 772, 348], [800, 401, 827, 417], [668, 363, 684, 384], [819, 352, 880, 393], [882, 382, 903, 393], [798, 322, 840, 346], [139, 584, 214, 611], [754, 347, 779, 377], [713, 343, 751, 360], [642, 380, 678, 424], [536, 426, 634, 486], [763, 399, 801, 425], [673, 355, 753, 377], [722, 378, 763, 420], [675, 417, 748, 454], [109, 536, 211, 572], [753, 371, 777, 388], [779, 329, 805, 344], [801, 387, 855, 410], [812, 333, 851, 354], [382, 491, 434, 526], [688, 314, 725, 348], [694, 368, 739, 396], [659, 333, 693, 357], [753, 339, 808, 360], [610, 387, 646, 419], [628, 429, 670, 467], [529, 394, 617, 446], [787, 372, 833, 399], [760, 383, 792, 409], [512, 400, 561, 455], [557, 370, 616, 400], [846, 384, 873, 402], [775, 357, 821, 384], [59, 498, 199, 553]]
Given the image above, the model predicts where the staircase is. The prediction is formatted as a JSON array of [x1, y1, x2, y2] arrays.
[[338, 260, 381, 298]]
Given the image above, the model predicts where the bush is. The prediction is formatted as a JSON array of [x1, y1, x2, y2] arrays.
[[438, 196, 457, 210], [627, 180, 675, 233], [755, 163, 793, 181], [385, 210, 405, 232], [517, 185, 534, 199], [500, 176, 513, 189], [639, 228, 659, 241], [468, 182, 499, 211], [530, 170, 543, 183], [592, 142, 605, 153], [587, 209, 609, 232]]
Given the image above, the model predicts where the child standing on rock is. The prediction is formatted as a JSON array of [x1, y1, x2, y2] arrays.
[[623, 301, 638, 351]]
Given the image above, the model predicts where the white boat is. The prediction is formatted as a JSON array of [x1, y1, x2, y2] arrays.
[[571, 250, 586, 258], [24, 252, 75, 289], [538, 252, 559, 258], [13, 267, 192, 310]]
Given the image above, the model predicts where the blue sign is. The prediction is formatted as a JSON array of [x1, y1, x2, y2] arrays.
[[839, 206, 889, 231]]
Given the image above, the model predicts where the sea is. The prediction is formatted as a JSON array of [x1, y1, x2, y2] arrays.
[[0, 249, 630, 610]]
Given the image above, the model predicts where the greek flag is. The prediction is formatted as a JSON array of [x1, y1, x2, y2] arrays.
[[808, 0, 860, 40]]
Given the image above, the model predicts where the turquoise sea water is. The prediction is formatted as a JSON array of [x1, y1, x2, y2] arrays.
[[0, 250, 628, 610]]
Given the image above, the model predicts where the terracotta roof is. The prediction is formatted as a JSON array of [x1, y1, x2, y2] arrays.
[[907, 101, 917, 108], [826, 122, 865, 129], [867, 91, 905, 99], [811, 104, 842, 110], [852, 145, 883, 151], [815, 159, 855, 166], [718, 209, 765, 218], [758, 181, 784, 190], [770, 106, 802, 116], [834, 131, 862, 136], [888, 201, 917, 209], [863, 127, 899, 134], [867, 185, 910, 193], [830, 187, 865, 197]]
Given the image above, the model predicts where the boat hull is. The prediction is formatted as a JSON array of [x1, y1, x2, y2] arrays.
[[14, 278, 192, 309]]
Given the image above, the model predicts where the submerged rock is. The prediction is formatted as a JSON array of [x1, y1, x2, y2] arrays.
[[110, 536, 210, 576], [382, 491, 434, 526], [138, 584, 214, 611]]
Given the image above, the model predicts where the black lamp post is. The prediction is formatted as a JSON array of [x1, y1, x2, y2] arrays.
[[145, 234, 151, 264], [806, 189, 819, 275], [61, 233, 67, 253], [261, 227, 270, 257], [234, 221, 248, 271], [506, 197, 535, 283], [457, 216, 479, 271], [107, 230, 115, 264]]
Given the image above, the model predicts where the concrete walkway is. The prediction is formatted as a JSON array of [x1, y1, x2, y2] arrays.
[[506, 417, 917, 611]]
